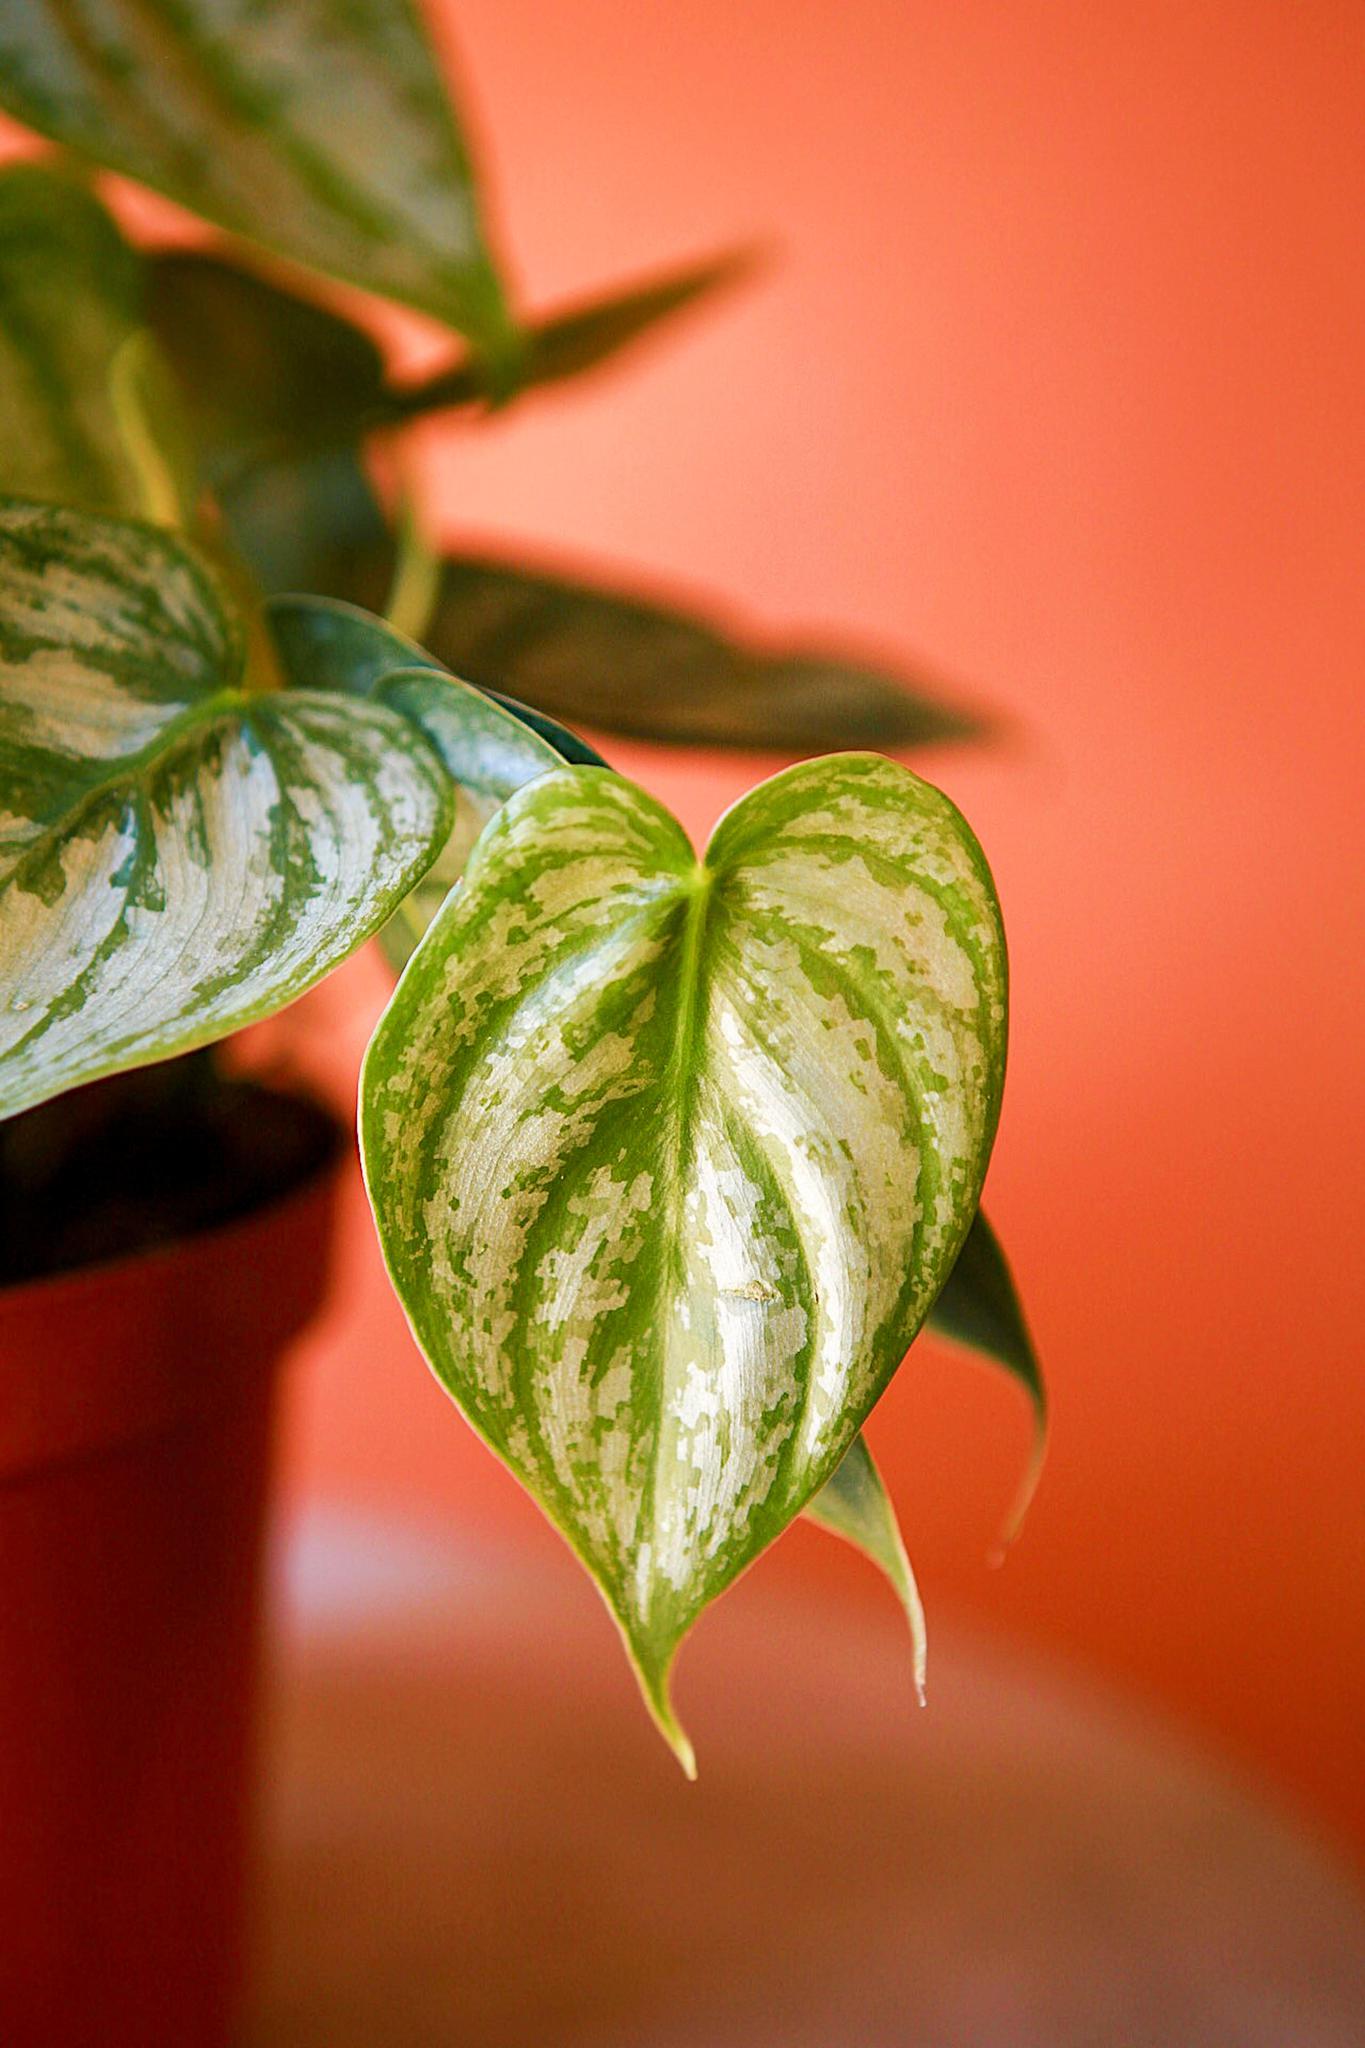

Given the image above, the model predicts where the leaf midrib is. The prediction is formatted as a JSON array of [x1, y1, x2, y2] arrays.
[[635, 859, 717, 1603]]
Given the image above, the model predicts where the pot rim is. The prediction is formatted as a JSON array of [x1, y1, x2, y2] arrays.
[[0, 1084, 346, 1310], [0, 1087, 348, 1482]]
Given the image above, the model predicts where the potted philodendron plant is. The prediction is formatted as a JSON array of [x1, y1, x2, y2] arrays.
[[0, 4, 1044, 2044]]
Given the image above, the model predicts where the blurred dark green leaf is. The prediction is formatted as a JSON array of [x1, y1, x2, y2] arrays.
[[388, 248, 757, 418], [928, 1209, 1045, 1427], [0, 0, 516, 361], [221, 437, 982, 754], [0, 163, 192, 520], [220, 445, 392, 606], [146, 253, 388, 488], [146, 247, 752, 485], [418, 554, 985, 753]]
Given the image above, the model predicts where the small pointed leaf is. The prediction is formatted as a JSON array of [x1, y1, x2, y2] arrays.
[[0, 0, 515, 359], [268, 577, 607, 769], [804, 1435, 926, 1697], [0, 163, 192, 521], [361, 752, 1006, 1762], [269, 588, 452, 700], [928, 1205, 1046, 1539], [0, 499, 453, 1118], [388, 248, 758, 418], [148, 247, 750, 477], [270, 589, 592, 786], [804, 1209, 1046, 1620], [928, 1208, 1043, 1416]]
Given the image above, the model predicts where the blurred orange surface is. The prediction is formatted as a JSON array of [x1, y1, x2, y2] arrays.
[[251, 0, 1364, 1857]]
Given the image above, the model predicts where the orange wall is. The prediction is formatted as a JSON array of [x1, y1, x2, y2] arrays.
[[264, 0, 1363, 1857]]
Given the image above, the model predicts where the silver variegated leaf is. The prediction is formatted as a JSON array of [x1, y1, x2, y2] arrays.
[[0, 498, 453, 1118], [361, 753, 1007, 1767], [0, 0, 515, 361], [267, 592, 597, 967]]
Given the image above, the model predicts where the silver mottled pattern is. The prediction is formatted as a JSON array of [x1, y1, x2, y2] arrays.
[[362, 755, 1006, 1766], [0, 498, 453, 1115]]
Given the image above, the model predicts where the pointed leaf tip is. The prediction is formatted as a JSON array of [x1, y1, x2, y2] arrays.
[[926, 1209, 1047, 1554], [636, 1661, 697, 1780], [805, 1435, 927, 1703], [991, 1416, 1049, 1565]]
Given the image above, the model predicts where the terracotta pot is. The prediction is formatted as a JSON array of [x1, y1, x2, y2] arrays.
[[0, 1115, 341, 2048]]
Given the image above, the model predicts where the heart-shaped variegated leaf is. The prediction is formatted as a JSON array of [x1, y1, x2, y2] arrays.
[[361, 753, 1006, 1767], [0, 163, 191, 522], [0, 498, 453, 1118], [267, 593, 601, 966], [0, 0, 514, 362]]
